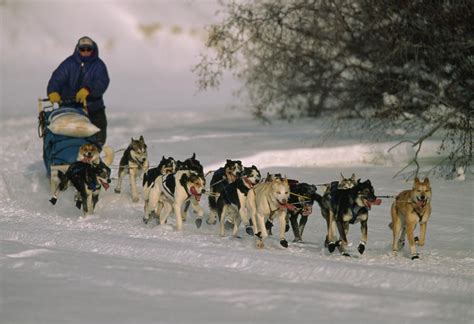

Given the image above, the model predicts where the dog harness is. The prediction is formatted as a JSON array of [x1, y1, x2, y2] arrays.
[[349, 205, 367, 224], [162, 173, 176, 198]]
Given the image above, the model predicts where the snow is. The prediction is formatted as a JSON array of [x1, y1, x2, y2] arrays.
[[1, 1, 473, 323], [1, 108, 473, 323]]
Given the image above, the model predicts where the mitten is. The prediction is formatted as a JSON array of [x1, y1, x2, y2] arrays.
[[48, 92, 61, 104], [75, 88, 90, 104]]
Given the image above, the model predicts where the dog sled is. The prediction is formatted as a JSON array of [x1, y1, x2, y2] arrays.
[[37, 98, 101, 195]]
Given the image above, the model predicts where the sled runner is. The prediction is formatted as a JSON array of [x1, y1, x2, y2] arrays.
[[37, 98, 101, 195]]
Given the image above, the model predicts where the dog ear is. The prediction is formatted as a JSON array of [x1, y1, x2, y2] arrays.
[[414, 177, 420, 183], [423, 177, 430, 184], [139, 135, 144, 142], [191, 153, 196, 159], [340, 173, 345, 180], [351, 173, 356, 180]]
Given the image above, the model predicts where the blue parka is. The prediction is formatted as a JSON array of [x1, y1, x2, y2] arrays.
[[47, 38, 110, 113]]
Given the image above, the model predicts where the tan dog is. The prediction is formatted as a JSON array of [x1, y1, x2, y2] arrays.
[[76, 143, 114, 166], [247, 175, 294, 249], [77, 143, 101, 164], [390, 177, 432, 260]]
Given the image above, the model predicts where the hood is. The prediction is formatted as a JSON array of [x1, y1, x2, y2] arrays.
[[73, 36, 100, 62]]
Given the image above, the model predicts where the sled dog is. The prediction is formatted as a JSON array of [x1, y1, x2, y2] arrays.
[[144, 170, 206, 231], [50, 144, 113, 211], [216, 165, 261, 237], [175, 153, 205, 224], [247, 175, 295, 248], [77, 143, 101, 164], [317, 174, 358, 252], [286, 181, 321, 242], [143, 156, 177, 212], [176, 153, 204, 177], [56, 161, 111, 215], [207, 159, 244, 225], [323, 178, 381, 256], [390, 177, 432, 260], [115, 136, 149, 202]]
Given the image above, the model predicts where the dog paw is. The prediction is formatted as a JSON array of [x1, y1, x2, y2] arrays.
[[75, 201, 82, 210], [245, 226, 254, 236], [49, 197, 57, 205], [280, 239, 288, 248], [142, 217, 149, 224], [328, 242, 336, 253], [342, 252, 351, 257], [358, 242, 366, 254], [256, 240, 265, 249], [114, 188, 121, 194], [132, 196, 139, 203], [411, 254, 420, 260], [195, 218, 202, 229], [293, 237, 302, 243]]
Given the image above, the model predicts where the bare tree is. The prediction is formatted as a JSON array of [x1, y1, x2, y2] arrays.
[[194, 0, 473, 178]]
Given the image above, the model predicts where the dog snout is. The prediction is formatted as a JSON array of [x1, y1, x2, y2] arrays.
[[201, 188, 206, 194]]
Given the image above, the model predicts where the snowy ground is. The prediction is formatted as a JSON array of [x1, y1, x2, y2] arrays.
[[1, 107, 473, 324]]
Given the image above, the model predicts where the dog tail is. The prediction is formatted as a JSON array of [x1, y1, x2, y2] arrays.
[[101, 145, 115, 166]]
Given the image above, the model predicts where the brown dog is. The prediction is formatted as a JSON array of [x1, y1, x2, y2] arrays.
[[390, 177, 432, 260]]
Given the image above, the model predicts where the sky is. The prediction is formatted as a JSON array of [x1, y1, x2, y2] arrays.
[[0, 1, 473, 323], [0, 0, 238, 117]]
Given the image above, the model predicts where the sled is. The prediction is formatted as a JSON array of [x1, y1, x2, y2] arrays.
[[37, 98, 101, 195]]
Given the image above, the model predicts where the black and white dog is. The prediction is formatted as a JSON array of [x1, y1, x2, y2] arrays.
[[143, 156, 177, 212], [175, 153, 205, 226], [49, 144, 113, 215], [115, 136, 149, 202], [207, 159, 244, 225], [323, 178, 381, 256], [176, 153, 204, 177], [54, 160, 111, 215], [144, 170, 206, 231], [216, 165, 261, 237]]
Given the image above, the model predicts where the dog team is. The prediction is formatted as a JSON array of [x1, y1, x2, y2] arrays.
[[50, 136, 433, 260]]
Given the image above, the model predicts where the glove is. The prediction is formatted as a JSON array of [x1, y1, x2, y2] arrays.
[[75, 88, 90, 104], [48, 92, 61, 104]]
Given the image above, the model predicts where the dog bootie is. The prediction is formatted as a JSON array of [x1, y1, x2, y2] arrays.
[[245, 225, 254, 236], [280, 239, 288, 248], [195, 218, 202, 229]]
